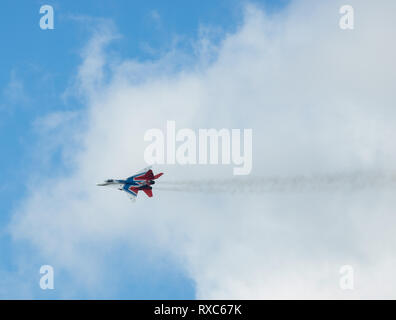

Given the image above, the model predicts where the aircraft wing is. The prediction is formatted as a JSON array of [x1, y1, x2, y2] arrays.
[[142, 188, 153, 197], [126, 166, 153, 183]]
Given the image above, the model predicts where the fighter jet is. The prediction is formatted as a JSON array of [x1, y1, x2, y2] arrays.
[[97, 166, 163, 201]]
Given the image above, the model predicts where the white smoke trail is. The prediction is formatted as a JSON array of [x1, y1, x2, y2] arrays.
[[156, 172, 396, 194]]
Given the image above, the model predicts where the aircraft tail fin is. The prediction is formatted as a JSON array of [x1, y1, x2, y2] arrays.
[[153, 172, 163, 179], [135, 169, 154, 181]]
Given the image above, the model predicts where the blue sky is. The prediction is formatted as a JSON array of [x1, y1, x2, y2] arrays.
[[0, 0, 290, 299]]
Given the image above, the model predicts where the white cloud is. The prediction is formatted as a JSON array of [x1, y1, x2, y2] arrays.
[[2, 70, 29, 108], [9, 0, 396, 298], [149, 10, 161, 23], [34, 111, 79, 132]]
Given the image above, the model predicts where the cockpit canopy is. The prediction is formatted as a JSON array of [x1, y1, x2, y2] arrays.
[[105, 179, 114, 183]]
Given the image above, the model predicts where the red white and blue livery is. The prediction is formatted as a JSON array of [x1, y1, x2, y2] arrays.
[[97, 166, 164, 202]]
